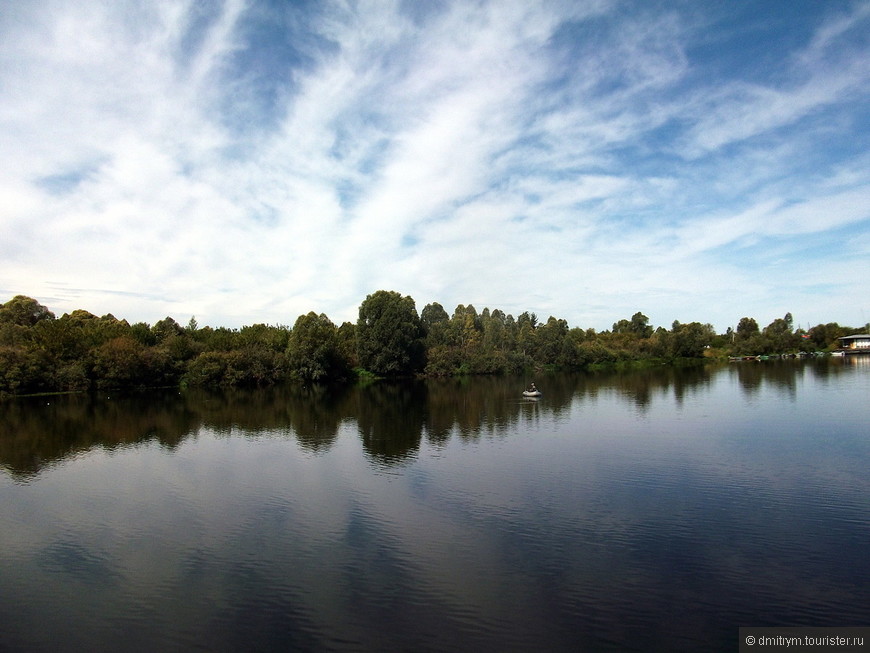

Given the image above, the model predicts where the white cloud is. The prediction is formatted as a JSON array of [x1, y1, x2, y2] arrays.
[[681, 4, 870, 157], [0, 0, 868, 332]]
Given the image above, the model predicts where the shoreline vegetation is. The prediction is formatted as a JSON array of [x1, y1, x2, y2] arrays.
[[1, 291, 866, 397]]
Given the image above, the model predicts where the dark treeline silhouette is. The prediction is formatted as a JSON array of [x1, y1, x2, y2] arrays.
[[1, 291, 865, 395]]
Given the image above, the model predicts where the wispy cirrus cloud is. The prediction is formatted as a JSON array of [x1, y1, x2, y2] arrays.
[[0, 0, 868, 330]]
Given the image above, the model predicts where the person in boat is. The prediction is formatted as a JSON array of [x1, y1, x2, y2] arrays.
[[527, 383, 537, 392]]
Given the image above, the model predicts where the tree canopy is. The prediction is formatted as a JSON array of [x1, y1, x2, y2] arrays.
[[0, 293, 864, 396], [287, 312, 349, 382], [356, 290, 424, 376]]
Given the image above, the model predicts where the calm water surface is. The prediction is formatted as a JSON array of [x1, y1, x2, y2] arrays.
[[1, 359, 868, 652]]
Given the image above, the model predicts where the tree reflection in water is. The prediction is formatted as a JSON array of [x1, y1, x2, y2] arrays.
[[0, 359, 856, 481]]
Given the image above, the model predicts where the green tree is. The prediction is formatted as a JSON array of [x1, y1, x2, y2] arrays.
[[238, 323, 290, 351], [669, 321, 715, 358], [0, 346, 52, 394], [152, 317, 184, 342], [421, 302, 449, 334], [0, 296, 55, 348], [735, 317, 759, 340], [287, 312, 348, 382], [422, 304, 460, 376], [482, 309, 507, 350], [477, 308, 510, 373], [648, 326, 671, 358], [631, 312, 653, 338], [536, 316, 570, 365], [517, 311, 538, 330], [130, 322, 158, 347], [763, 312, 797, 353], [612, 312, 652, 338], [90, 336, 147, 389], [198, 326, 238, 352], [807, 322, 843, 350], [0, 295, 55, 327], [421, 302, 450, 350], [337, 321, 358, 369], [184, 351, 233, 386], [576, 340, 618, 365], [357, 290, 424, 376], [450, 304, 483, 371]]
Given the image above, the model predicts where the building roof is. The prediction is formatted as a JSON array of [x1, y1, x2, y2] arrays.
[[838, 334, 870, 340]]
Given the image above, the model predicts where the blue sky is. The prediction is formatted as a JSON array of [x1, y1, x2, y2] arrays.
[[1, 0, 868, 332]]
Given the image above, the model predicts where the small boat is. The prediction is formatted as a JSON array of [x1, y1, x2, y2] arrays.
[[522, 390, 542, 398]]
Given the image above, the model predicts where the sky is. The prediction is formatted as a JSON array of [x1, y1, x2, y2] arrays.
[[1, 0, 868, 333]]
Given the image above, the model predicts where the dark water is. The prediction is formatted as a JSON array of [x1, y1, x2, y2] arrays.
[[1, 358, 868, 652]]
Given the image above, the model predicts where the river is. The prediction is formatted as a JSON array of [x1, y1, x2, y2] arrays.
[[1, 358, 868, 651]]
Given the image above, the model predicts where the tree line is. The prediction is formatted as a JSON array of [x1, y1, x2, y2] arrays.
[[0, 291, 864, 395]]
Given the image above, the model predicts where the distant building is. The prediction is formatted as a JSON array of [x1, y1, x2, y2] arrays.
[[838, 334, 870, 350]]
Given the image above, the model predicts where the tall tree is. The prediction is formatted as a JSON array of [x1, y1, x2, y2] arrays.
[[612, 312, 652, 338], [357, 291, 424, 376], [763, 313, 798, 353], [0, 295, 55, 327], [421, 302, 450, 349], [669, 321, 715, 358], [336, 321, 358, 369], [421, 302, 449, 332], [450, 304, 482, 365], [735, 317, 759, 340], [536, 316, 569, 365], [287, 312, 348, 382]]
